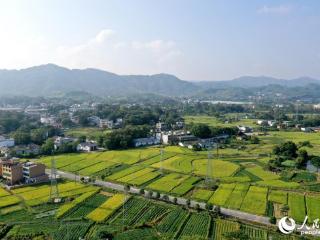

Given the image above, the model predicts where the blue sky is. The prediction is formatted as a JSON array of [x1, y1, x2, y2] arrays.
[[0, 0, 319, 80]]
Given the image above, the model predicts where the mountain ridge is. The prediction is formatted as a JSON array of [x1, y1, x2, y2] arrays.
[[0, 64, 319, 97]]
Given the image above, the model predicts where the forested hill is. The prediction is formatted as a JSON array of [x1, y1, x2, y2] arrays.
[[0, 64, 319, 98]]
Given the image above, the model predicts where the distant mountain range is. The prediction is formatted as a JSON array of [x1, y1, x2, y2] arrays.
[[0, 64, 319, 98]]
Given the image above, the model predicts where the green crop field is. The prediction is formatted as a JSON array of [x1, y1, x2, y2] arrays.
[[305, 195, 320, 222], [56, 190, 99, 218], [66, 193, 108, 219], [191, 189, 214, 201], [170, 176, 200, 195], [87, 193, 127, 222], [241, 225, 268, 240], [288, 193, 306, 223], [214, 219, 240, 240], [156, 208, 189, 239], [240, 186, 268, 215], [147, 173, 189, 192], [268, 190, 288, 204], [184, 115, 256, 128], [209, 183, 236, 206], [178, 212, 210, 240], [193, 159, 240, 178], [244, 164, 279, 181], [225, 184, 250, 209]]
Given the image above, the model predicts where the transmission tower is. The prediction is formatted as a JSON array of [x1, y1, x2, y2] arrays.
[[205, 147, 213, 187], [122, 186, 128, 231], [160, 148, 164, 175], [49, 157, 60, 201]]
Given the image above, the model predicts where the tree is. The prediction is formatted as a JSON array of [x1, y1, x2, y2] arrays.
[[270, 216, 277, 224], [311, 156, 320, 171], [154, 192, 160, 199], [191, 124, 212, 138], [206, 203, 213, 211], [139, 189, 145, 195], [13, 131, 31, 145], [78, 135, 86, 143], [41, 139, 54, 155], [296, 149, 309, 168], [273, 141, 298, 159]]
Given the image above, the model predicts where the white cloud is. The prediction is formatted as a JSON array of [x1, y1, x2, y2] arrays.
[[257, 5, 292, 14], [94, 29, 115, 43], [0, 28, 184, 76], [53, 29, 183, 75]]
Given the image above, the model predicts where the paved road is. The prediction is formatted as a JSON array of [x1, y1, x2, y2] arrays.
[[48, 169, 271, 226]]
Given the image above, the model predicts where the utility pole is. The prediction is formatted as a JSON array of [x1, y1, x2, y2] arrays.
[[160, 148, 164, 175], [49, 157, 59, 202]]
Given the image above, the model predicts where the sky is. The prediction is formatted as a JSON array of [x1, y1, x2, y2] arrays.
[[0, 0, 320, 81]]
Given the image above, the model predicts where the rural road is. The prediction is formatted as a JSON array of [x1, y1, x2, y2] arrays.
[[47, 169, 272, 226]]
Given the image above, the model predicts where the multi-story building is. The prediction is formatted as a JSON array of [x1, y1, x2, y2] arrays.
[[22, 162, 48, 184], [2, 162, 23, 185]]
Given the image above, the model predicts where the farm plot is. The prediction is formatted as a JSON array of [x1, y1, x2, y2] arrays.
[[56, 190, 99, 218], [117, 168, 159, 186], [0, 195, 21, 208], [39, 154, 89, 168], [106, 165, 145, 181], [141, 151, 176, 166], [256, 180, 299, 189], [0, 188, 10, 197], [66, 193, 108, 219], [288, 193, 306, 223], [12, 182, 99, 206], [193, 159, 240, 178], [214, 219, 240, 240], [191, 189, 214, 201], [111, 197, 168, 226], [240, 186, 268, 215], [170, 176, 200, 195], [6, 222, 60, 238], [156, 208, 189, 239], [78, 160, 119, 175], [60, 157, 103, 172], [113, 228, 159, 240], [87, 193, 127, 222], [225, 184, 250, 209], [305, 195, 320, 222], [244, 164, 279, 181], [268, 190, 287, 204], [110, 198, 148, 226], [241, 225, 268, 240], [147, 173, 189, 192], [177, 212, 210, 240], [53, 222, 92, 240], [152, 155, 196, 174], [208, 183, 235, 206]]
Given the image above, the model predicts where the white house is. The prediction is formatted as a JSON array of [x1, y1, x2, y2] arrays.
[[237, 125, 253, 133], [133, 137, 160, 147], [54, 137, 77, 149], [77, 142, 98, 152], [0, 136, 15, 148]]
